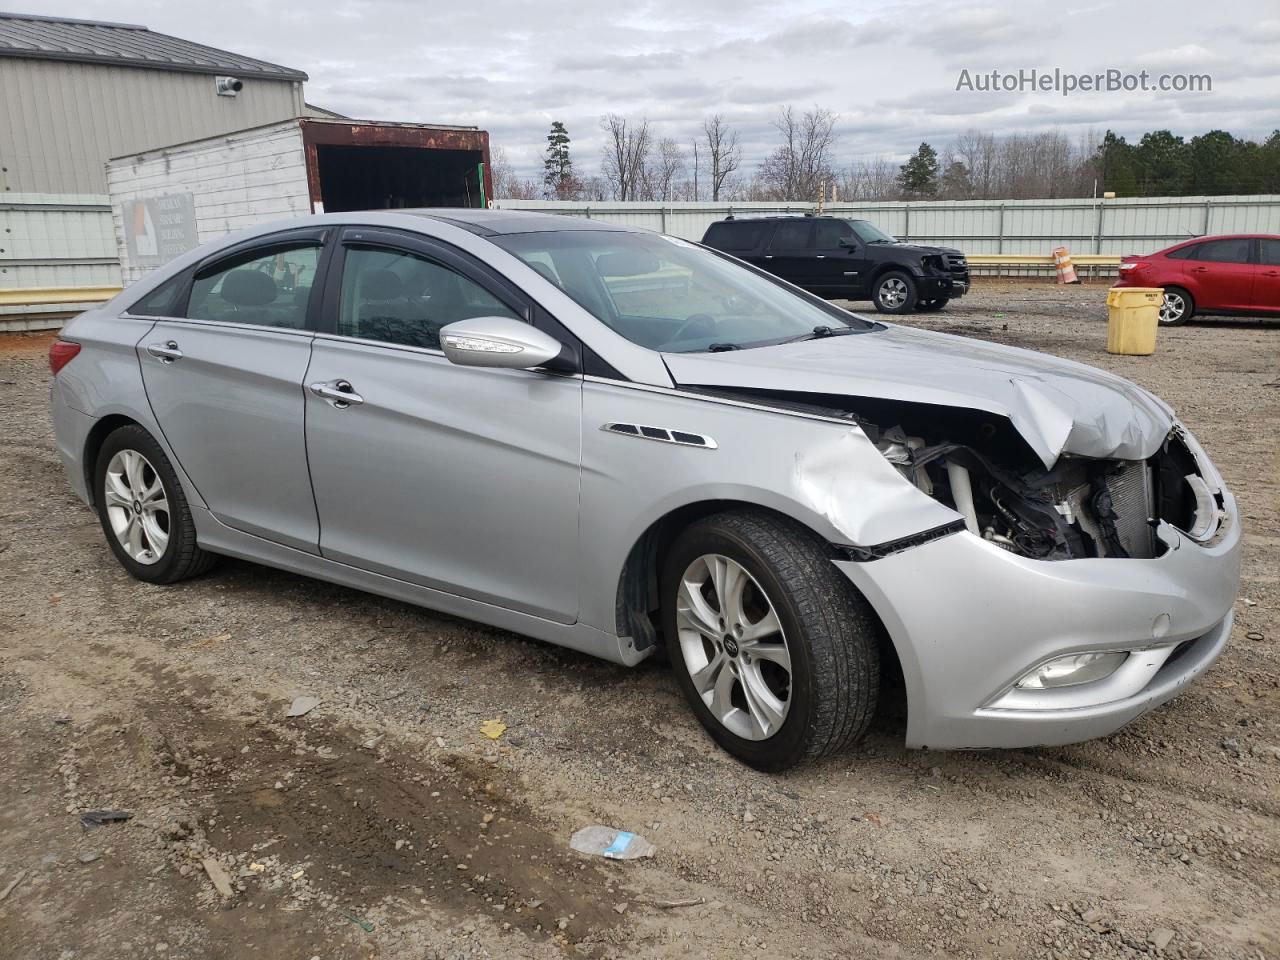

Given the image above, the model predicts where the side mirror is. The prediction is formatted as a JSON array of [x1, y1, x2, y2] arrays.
[[838, 238, 859, 251], [439, 316, 564, 370]]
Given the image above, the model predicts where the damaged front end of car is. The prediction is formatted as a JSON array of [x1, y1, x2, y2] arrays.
[[871, 413, 1228, 563], [698, 386, 1226, 562]]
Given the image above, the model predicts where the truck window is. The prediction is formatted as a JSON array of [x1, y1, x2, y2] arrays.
[[768, 220, 812, 250], [704, 221, 765, 252], [814, 220, 855, 249]]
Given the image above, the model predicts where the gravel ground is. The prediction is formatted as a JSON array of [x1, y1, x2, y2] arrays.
[[0, 280, 1277, 960]]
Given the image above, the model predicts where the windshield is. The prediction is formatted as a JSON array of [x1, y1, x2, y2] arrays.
[[850, 220, 898, 244], [491, 230, 874, 353]]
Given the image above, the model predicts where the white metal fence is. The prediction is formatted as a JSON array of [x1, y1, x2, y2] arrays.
[[1, 194, 120, 325], [493, 195, 1280, 264]]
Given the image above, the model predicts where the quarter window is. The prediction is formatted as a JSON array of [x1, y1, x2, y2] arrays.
[[129, 272, 188, 317], [1190, 238, 1251, 264], [338, 246, 521, 349], [188, 244, 319, 329]]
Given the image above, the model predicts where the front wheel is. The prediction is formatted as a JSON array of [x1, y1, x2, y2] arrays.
[[872, 271, 918, 314], [661, 510, 880, 771], [93, 425, 216, 584]]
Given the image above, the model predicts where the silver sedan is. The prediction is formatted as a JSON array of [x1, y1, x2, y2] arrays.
[[49, 210, 1241, 770]]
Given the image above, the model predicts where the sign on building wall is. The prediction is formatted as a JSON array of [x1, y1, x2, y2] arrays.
[[123, 193, 198, 267]]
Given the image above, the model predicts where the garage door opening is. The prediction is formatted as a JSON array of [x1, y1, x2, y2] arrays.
[[315, 144, 486, 211]]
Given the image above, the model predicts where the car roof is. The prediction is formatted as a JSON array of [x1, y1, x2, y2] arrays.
[[401, 208, 634, 237], [1164, 233, 1280, 249]]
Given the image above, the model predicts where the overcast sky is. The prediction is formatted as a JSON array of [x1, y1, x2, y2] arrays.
[[34, 0, 1280, 179]]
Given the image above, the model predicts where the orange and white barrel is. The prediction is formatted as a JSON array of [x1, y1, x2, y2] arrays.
[[1052, 246, 1080, 284]]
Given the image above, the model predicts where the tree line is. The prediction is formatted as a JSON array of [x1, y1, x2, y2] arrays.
[[490, 110, 1280, 203]]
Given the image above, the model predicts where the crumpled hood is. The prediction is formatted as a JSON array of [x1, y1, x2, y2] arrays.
[[663, 323, 1175, 468]]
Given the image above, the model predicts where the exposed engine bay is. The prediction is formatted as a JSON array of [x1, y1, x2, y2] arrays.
[[700, 387, 1227, 561]]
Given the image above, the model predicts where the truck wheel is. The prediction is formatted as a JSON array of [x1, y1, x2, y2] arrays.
[[873, 271, 918, 314], [661, 509, 880, 771], [1159, 287, 1193, 326], [918, 297, 949, 312]]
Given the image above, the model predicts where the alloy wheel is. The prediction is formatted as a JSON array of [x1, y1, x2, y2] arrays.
[[675, 554, 792, 740], [878, 277, 908, 309], [1159, 292, 1185, 324], [103, 449, 170, 565]]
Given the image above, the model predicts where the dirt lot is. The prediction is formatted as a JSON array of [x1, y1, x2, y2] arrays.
[[1, 281, 1277, 960]]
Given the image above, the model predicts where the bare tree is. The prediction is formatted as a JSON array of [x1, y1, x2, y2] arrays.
[[756, 106, 838, 201], [644, 137, 685, 201], [702, 114, 742, 201], [489, 146, 540, 200], [600, 114, 652, 201], [952, 129, 998, 199], [841, 156, 899, 200]]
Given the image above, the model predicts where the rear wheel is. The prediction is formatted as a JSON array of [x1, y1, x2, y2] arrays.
[[1159, 287, 1193, 325], [872, 271, 918, 314], [93, 425, 215, 584], [661, 510, 880, 771], [918, 297, 949, 312]]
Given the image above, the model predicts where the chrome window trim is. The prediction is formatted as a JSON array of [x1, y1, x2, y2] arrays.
[[120, 314, 315, 338]]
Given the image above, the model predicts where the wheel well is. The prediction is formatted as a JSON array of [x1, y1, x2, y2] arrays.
[[82, 414, 139, 507], [613, 500, 903, 678]]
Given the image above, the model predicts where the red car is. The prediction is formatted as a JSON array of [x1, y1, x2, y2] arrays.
[[1114, 234, 1280, 325]]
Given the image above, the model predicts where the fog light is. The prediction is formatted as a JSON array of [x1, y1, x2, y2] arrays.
[[1015, 651, 1128, 689]]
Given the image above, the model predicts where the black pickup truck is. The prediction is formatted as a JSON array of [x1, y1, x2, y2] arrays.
[[701, 214, 970, 314]]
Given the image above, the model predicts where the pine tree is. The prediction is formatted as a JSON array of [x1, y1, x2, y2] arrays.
[[542, 121, 573, 199], [897, 143, 939, 198]]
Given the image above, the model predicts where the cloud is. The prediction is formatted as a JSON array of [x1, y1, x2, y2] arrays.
[[37, 0, 1280, 179]]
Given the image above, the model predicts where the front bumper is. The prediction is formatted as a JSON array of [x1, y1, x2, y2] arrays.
[[836, 489, 1241, 749], [917, 274, 969, 299]]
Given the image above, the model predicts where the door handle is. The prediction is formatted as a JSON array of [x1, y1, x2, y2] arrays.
[[146, 340, 182, 363], [1264, 270, 1279, 276], [763, 255, 773, 259], [815, 255, 826, 259], [1191, 266, 1209, 272], [309, 379, 364, 408]]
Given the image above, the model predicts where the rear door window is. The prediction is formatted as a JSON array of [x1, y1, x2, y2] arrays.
[[768, 220, 813, 250], [1258, 239, 1280, 266], [188, 245, 320, 329], [1190, 238, 1251, 264]]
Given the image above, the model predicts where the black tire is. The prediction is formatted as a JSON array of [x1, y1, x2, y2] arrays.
[[93, 424, 216, 584], [872, 271, 919, 314], [918, 297, 950, 312], [1159, 286, 1194, 326], [661, 509, 880, 771]]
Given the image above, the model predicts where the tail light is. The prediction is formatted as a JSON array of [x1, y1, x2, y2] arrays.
[[1118, 261, 1148, 272], [48, 339, 81, 375]]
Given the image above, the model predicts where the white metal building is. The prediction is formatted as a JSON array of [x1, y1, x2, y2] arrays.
[[0, 11, 309, 325]]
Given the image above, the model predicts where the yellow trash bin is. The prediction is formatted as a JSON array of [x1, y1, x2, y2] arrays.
[[1106, 287, 1162, 356]]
